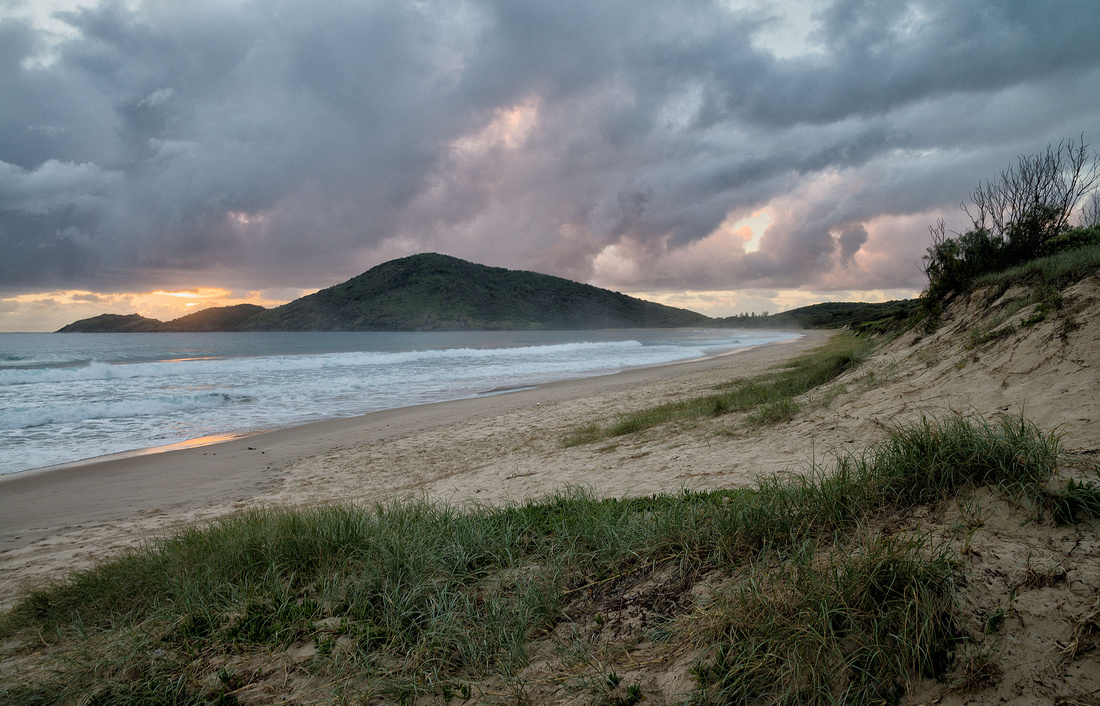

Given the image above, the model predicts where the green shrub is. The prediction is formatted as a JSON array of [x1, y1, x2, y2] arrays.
[[920, 137, 1099, 315]]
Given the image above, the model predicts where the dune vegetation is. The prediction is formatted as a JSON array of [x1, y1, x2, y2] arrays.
[[918, 137, 1099, 325], [563, 332, 874, 445]]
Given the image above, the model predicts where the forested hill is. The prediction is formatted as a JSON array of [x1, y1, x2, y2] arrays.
[[714, 300, 919, 334], [58, 254, 711, 332], [56, 304, 265, 333], [57, 254, 925, 333], [241, 253, 711, 330]]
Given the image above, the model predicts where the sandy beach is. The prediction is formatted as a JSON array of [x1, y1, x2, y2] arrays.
[[0, 331, 834, 607]]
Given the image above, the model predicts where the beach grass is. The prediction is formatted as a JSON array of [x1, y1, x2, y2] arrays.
[[3, 415, 1092, 704], [690, 532, 958, 705], [972, 242, 1100, 293], [564, 332, 874, 445]]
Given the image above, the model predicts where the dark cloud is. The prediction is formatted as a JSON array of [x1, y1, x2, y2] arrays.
[[2, 0, 1099, 299]]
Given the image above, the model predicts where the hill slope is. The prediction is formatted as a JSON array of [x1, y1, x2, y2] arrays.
[[58, 304, 266, 333], [160, 304, 265, 332], [56, 313, 166, 333], [242, 253, 712, 331], [57, 254, 712, 332]]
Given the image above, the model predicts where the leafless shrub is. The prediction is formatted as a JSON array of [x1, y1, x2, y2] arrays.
[[964, 136, 1099, 240], [1079, 191, 1100, 227]]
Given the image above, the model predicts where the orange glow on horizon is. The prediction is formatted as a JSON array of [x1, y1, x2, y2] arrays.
[[151, 288, 233, 299], [0, 286, 317, 332]]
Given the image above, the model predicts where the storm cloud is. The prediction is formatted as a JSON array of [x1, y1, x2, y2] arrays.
[[3, 0, 1100, 302]]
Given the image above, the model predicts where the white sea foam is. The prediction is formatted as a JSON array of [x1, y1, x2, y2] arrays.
[[0, 393, 241, 431], [0, 329, 798, 474], [0, 340, 659, 386]]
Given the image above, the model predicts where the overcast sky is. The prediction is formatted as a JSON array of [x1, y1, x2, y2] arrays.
[[2, 0, 1099, 331]]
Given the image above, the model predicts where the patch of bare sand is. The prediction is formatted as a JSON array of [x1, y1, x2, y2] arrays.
[[263, 274, 1098, 518]]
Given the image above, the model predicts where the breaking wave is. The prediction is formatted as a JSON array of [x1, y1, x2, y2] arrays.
[[0, 393, 244, 430]]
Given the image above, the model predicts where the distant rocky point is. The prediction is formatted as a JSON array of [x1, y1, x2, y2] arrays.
[[57, 304, 265, 333], [57, 313, 167, 333]]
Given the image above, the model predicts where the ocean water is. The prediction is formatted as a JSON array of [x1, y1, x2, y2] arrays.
[[0, 329, 799, 475]]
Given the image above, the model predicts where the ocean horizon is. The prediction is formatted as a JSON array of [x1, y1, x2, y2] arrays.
[[0, 328, 800, 476]]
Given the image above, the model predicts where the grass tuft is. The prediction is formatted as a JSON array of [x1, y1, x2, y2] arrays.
[[564, 333, 873, 445], [1039, 478, 1100, 525], [691, 534, 958, 705], [972, 243, 1100, 293]]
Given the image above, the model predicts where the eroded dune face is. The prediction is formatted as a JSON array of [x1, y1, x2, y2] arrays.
[[829, 274, 1099, 454]]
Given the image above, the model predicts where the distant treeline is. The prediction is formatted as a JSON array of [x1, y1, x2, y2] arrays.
[[715, 299, 919, 335]]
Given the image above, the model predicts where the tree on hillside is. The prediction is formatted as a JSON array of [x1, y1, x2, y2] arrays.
[[921, 136, 1100, 305], [965, 137, 1098, 249]]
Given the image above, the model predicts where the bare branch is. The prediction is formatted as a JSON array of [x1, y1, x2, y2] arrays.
[[964, 135, 1099, 241], [1080, 191, 1100, 227]]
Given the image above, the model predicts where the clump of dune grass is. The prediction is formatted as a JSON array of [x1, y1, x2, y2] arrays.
[[0, 415, 1084, 705], [972, 242, 1100, 293], [691, 533, 958, 705], [564, 332, 874, 445]]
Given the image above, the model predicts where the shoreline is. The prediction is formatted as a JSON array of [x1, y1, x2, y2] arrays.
[[0, 329, 801, 479], [0, 431, 264, 482], [0, 331, 824, 559]]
